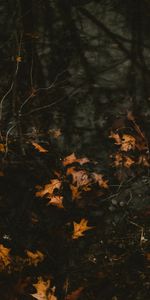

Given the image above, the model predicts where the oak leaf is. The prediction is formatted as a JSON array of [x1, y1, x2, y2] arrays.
[[31, 142, 48, 153], [0, 244, 11, 269], [63, 153, 89, 166], [72, 219, 93, 239], [31, 277, 57, 300], [92, 172, 108, 188], [66, 167, 90, 188], [26, 250, 44, 266], [35, 179, 63, 208]]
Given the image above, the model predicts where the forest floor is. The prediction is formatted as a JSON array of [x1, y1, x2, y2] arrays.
[[0, 112, 150, 300]]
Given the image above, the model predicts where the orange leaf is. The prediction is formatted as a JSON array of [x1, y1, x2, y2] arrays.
[[121, 134, 136, 151], [16, 56, 22, 62], [92, 173, 109, 188], [31, 277, 57, 300], [36, 179, 61, 198], [63, 153, 89, 166], [0, 143, 5, 152], [66, 167, 90, 188], [48, 129, 61, 138], [0, 244, 11, 269], [31, 142, 48, 153], [26, 250, 44, 266], [72, 219, 93, 239]]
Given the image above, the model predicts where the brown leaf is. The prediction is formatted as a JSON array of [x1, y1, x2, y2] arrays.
[[63, 153, 89, 166], [48, 128, 61, 138], [31, 142, 48, 153], [26, 250, 44, 266], [66, 287, 84, 300], [0, 244, 11, 270], [0, 143, 5, 152], [92, 173, 109, 188], [72, 219, 93, 239], [66, 167, 90, 188]]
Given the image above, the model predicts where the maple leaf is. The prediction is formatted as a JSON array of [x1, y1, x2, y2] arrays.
[[63, 153, 89, 166], [26, 250, 44, 266], [31, 142, 48, 153], [0, 244, 11, 269], [92, 172, 109, 188], [113, 153, 135, 168], [31, 277, 57, 300], [72, 219, 93, 239]]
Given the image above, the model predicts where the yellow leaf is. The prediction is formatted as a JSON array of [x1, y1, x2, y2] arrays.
[[72, 219, 93, 239], [31, 142, 48, 153], [31, 277, 57, 300], [26, 250, 44, 266]]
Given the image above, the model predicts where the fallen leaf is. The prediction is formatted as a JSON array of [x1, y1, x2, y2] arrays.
[[70, 184, 82, 200], [36, 179, 63, 208], [0, 143, 5, 152], [26, 250, 44, 266], [0, 244, 11, 269], [66, 287, 84, 300], [48, 195, 64, 208], [92, 172, 109, 188], [109, 132, 122, 145], [137, 155, 150, 167], [36, 179, 61, 198], [16, 56, 22, 62], [48, 129, 61, 138], [63, 153, 89, 166], [66, 167, 90, 188], [31, 142, 48, 153], [121, 134, 136, 151], [31, 277, 57, 300], [72, 219, 93, 239]]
